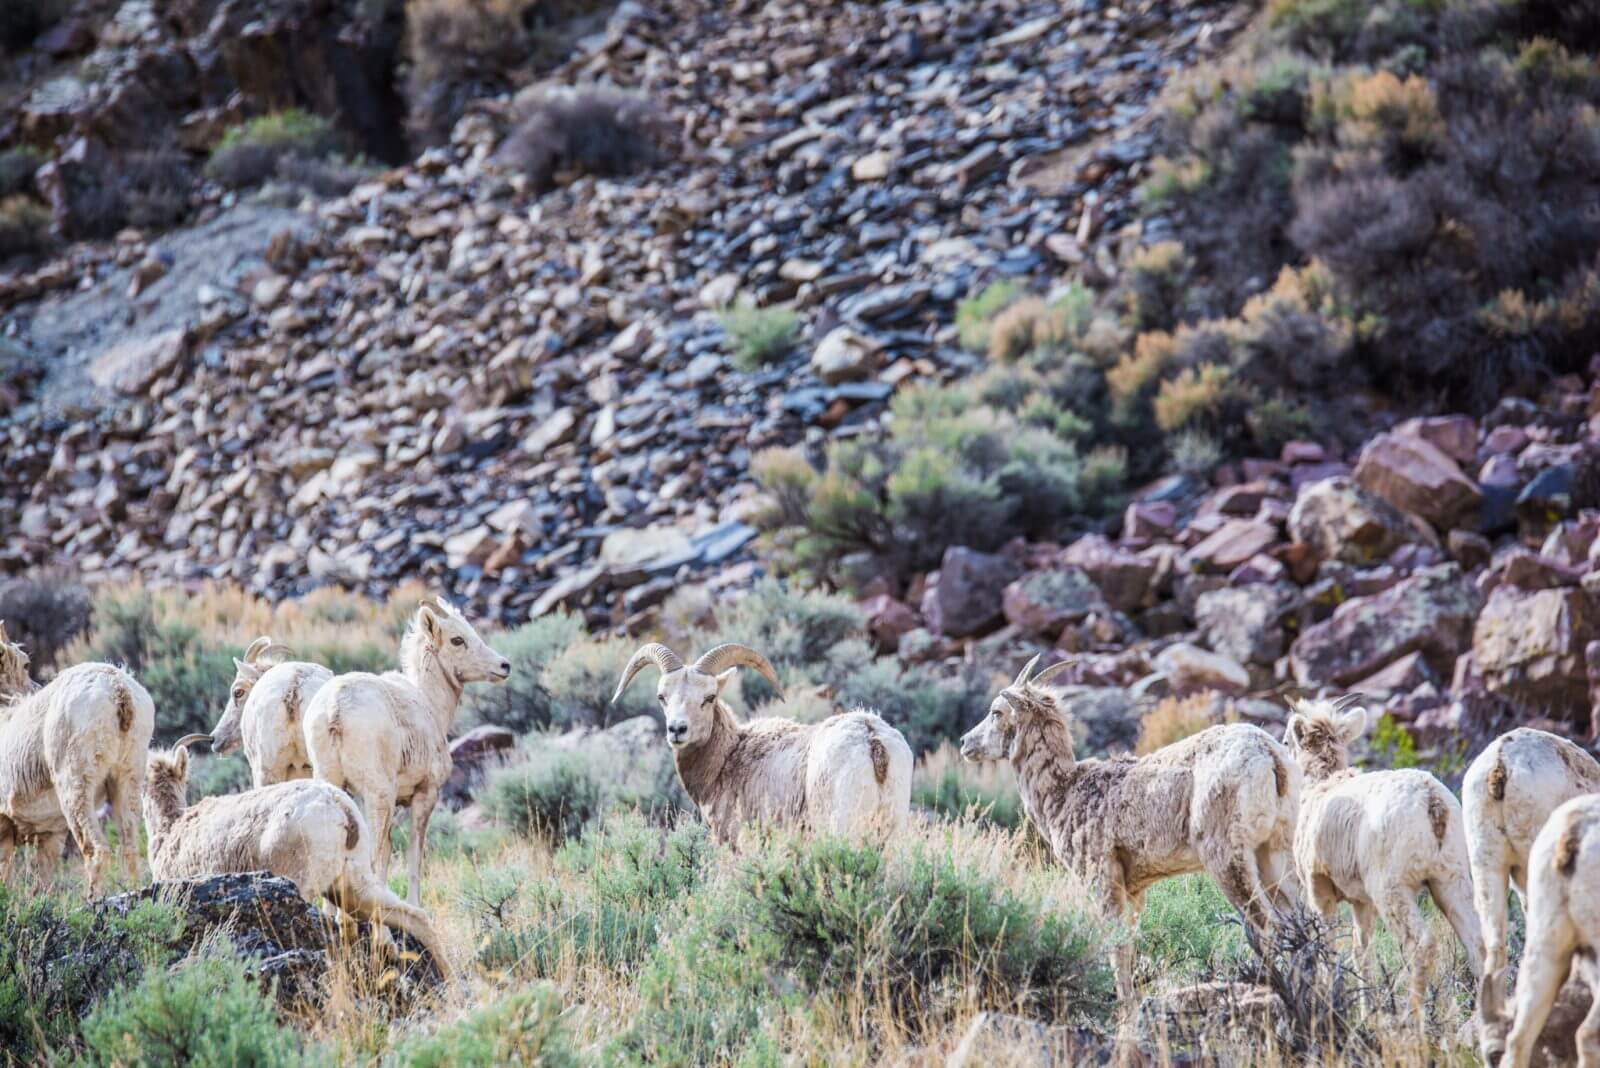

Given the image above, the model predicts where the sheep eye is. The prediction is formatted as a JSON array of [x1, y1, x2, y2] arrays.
[[233, 688, 246, 701], [702, 696, 714, 707], [657, 694, 665, 704], [450, 636, 466, 647]]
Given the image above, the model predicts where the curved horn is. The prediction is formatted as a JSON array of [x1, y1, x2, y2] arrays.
[[1129, 672, 1167, 700], [1013, 653, 1042, 687], [612, 643, 684, 704], [693, 644, 782, 697], [1030, 658, 1078, 689], [173, 733, 212, 751], [242, 637, 272, 664], [258, 641, 294, 665], [1331, 692, 1367, 711], [0, 620, 8, 643]]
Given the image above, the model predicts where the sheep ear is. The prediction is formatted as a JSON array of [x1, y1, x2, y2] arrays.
[[714, 668, 737, 693], [418, 602, 443, 641], [233, 657, 249, 675], [1336, 706, 1369, 743], [173, 747, 189, 778]]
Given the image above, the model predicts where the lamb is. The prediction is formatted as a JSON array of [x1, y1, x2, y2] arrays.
[[610, 642, 913, 846], [1463, 727, 1600, 1007], [958, 655, 1302, 1004], [1284, 696, 1484, 1011], [205, 637, 333, 788], [304, 598, 509, 904], [143, 738, 454, 983], [1478, 794, 1600, 1068], [0, 622, 155, 893]]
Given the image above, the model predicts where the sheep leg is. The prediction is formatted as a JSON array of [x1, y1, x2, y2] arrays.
[[1378, 886, 1435, 1017], [61, 786, 110, 896], [1578, 984, 1600, 1068], [359, 789, 396, 884], [1255, 842, 1302, 918], [107, 773, 141, 886], [1100, 866, 1139, 1005], [1205, 845, 1271, 943], [404, 788, 438, 907], [1473, 839, 1514, 995], [1429, 873, 1485, 981], [331, 879, 455, 985], [0, 816, 14, 883], [30, 831, 65, 884], [1505, 930, 1577, 1068]]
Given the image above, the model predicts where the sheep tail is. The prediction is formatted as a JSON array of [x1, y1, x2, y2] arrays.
[[1555, 824, 1582, 877], [284, 678, 300, 723], [1272, 751, 1290, 798], [869, 736, 888, 786], [1427, 790, 1450, 847], [1488, 749, 1508, 802], [343, 808, 360, 851], [114, 680, 134, 733]]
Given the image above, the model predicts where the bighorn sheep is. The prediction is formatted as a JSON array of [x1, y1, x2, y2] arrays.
[[205, 637, 333, 788], [610, 642, 913, 846], [959, 656, 1302, 1003], [0, 622, 155, 893], [1479, 794, 1600, 1068], [1285, 697, 1484, 1011], [1464, 727, 1600, 1007], [304, 598, 509, 904], [144, 738, 454, 982]]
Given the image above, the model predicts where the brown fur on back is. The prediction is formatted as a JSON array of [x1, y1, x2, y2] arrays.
[[1272, 752, 1289, 798], [1488, 752, 1508, 801], [343, 808, 359, 850], [869, 736, 888, 786], [1555, 824, 1582, 877], [115, 683, 133, 733], [1428, 790, 1450, 846]]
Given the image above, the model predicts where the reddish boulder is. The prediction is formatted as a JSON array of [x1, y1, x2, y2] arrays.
[[1355, 431, 1482, 531], [1182, 519, 1278, 575], [1060, 535, 1156, 612], [1396, 415, 1478, 465], [1288, 476, 1422, 565], [860, 594, 919, 652], [1002, 567, 1109, 637], [921, 547, 1021, 638], [1288, 566, 1480, 687], [1472, 584, 1600, 717]]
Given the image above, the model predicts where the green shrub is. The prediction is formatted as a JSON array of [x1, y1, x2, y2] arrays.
[[75, 952, 308, 1068], [482, 813, 710, 976], [740, 835, 1113, 1022], [955, 280, 1023, 352], [822, 641, 994, 755], [720, 301, 800, 370], [0, 886, 185, 1063], [206, 111, 346, 190], [70, 587, 241, 742], [1136, 874, 1249, 979], [911, 745, 1023, 828], [0, 570, 91, 669], [483, 751, 603, 843], [542, 634, 658, 728], [460, 612, 585, 733], [1367, 713, 1420, 770], [388, 984, 576, 1068], [0, 195, 52, 262]]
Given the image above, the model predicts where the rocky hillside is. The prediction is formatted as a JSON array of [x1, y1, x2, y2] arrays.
[[0, 0, 1243, 625]]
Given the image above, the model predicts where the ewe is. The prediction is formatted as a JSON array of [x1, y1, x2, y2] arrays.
[[959, 655, 1302, 1003], [611, 642, 912, 845], [304, 598, 509, 904], [1285, 697, 1483, 1011], [144, 739, 453, 982], [206, 637, 333, 788], [1463, 727, 1600, 1005], [1479, 795, 1600, 1068], [0, 622, 155, 893]]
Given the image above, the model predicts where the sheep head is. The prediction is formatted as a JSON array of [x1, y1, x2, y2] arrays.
[[960, 654, 1077, 763], [612, 642, 781, 749], [413, 597, 511, 688], [1284, 695, 1368, 779], [208, 636, 292, 754], [142, 734, 209, 829], [0, 620, 30, 698]]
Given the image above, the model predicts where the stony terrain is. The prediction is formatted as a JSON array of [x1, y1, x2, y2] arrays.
[[0, 0, 1244, 626]]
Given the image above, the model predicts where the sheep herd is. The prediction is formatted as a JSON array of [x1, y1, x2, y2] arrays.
[[0, 604, 1596, 1065]]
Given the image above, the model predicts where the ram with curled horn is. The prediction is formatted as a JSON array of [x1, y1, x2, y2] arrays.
[[207, 635, 336, 789], [959, 653, 1304, 1004], [612, 640, 912, 846]]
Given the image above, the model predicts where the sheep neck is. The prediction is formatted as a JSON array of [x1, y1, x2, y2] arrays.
[[145, 778, 186, 842], [1299, 747, 1348, 783], [399, 631, 464, 733], [673, 700, 740, 807], [1010, 712, 1078, 830]]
